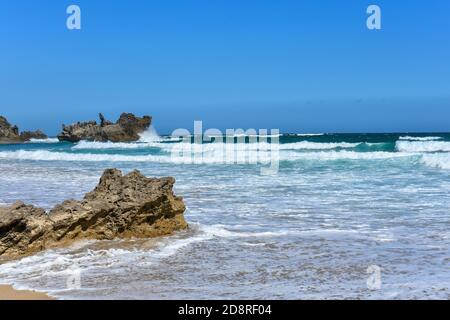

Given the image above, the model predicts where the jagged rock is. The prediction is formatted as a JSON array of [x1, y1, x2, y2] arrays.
[[20, 130, 48, 141], [0, 116, 48, 143], [0, 169, 187, 259], [99, 113, 112, 127], [58, 113, 152, 143], [0, 116, 21, 144]]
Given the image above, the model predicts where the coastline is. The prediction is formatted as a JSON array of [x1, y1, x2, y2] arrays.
[[0, 284, 55, 300], [2, 133, 450, 298]]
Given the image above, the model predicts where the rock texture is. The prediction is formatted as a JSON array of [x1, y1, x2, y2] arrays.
[[58, 113, 152, 143], [20, 130, 48, 141], [0, 116, 21, 143], [0, 169, 187, 259], [0, 116, 47, 144]]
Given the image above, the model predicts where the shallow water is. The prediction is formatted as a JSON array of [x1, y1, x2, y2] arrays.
[[0, 133, 449, 299]]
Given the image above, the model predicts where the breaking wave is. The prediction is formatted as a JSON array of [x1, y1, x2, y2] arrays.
[[138, 126, 162, 142], [420, 153, 450, 170], [396, 141, 450, 153], [72, 141, 161, 150], [288, 151, 416, 161], [72, 141, 366, 151], [399, 136, 443, 141], [28, 138, 60, 144], [0, 150, 171, 163], [295, 133, 325, 137], [0, 149, 417, 164]]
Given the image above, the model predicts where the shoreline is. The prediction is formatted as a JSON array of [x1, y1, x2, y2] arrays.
[[0, 284, 55, 300]]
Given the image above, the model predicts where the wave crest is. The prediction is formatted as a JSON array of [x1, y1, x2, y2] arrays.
[[399, 136, 443, 141], [396, 141, 450, 152], [421, 153, 450, 170], [28, 138, 60, 144]]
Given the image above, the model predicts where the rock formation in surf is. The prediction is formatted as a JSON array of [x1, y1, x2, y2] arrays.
[[20, 130, 48, 141], [0, 169, 187, 259], [0, 116, 47, 144], [57, 113, 152, 143], [0, 116, 20, 143]]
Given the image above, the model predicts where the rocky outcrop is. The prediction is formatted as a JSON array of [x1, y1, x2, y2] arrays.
[[0, 116, 48, 144], [58, 113, 152, 143], [20, 130, 48, 141], [0, 169, 187, 259], [0, 116, 21, 144]]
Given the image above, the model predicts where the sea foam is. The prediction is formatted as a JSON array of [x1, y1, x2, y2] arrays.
[[72, 141, 161, 150], [421, 153, 450, 170], [0, 149, 417, 164], [399, 136, 443, 141], [396, 141, 450, 152], [72, 140, 362, 151], [28, 138, 60, 143]]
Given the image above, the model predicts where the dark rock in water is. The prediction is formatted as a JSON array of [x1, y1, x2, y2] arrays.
[[0, 169, 187, 259], [20, 130, 48, 141], [57, 113, 152, 143], [0, 116, 48, 143], [0, 116, 21, 143]]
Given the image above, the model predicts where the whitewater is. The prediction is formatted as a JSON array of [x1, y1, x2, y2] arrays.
[[0, 132, 450, 299]]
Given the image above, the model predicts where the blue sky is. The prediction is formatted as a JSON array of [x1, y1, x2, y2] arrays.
[[1, 0, 449, 134]]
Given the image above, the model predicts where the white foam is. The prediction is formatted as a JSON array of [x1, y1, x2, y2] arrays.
[[72, 141, 161, 150], [296, 133, 325, 137], [28, 138, 59, 143], [199, 224, 395, 243], [68, 140, 365, 152], [290, 151, 416, 161], [280, 141, 359, 150], [164, 141, 361, 152], [421, 153, 450, 170], [0, 149, 417, 164], [71, 135, 362, 152], [399, 136, 443, 141], [138, 126, 162, 142], [0, 150, 171, 163], [72, 132, 180, 150], [0, 149, 275, 164], [199, 224, 291, 238], [72, 126, 177, 149], [0, 229, 209, 293], [396, 141, 450, 152], [211, 133, 282, 138]]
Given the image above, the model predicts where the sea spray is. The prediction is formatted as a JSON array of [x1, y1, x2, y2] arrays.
[[138, 126, 162, 142]]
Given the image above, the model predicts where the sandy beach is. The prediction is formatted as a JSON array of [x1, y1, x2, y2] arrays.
[[0, 284, 54, 300]]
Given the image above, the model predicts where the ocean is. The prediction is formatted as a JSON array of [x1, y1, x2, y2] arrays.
[[0, 132, 449, 299]]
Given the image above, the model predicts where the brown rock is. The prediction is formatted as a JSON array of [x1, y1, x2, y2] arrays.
[[0, 169, 187, 259], [57, 113, 152, 143], [0, 116, 48, 143], [20, 130, 48, 141], [0, 116, 21, 143]]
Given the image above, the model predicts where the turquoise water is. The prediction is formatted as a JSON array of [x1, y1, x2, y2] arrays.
[[0, 132, 450, 299]]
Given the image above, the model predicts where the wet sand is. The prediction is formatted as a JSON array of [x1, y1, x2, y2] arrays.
[[0, 284, 54, 300]]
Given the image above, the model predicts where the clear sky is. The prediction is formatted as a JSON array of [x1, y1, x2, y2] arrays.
[[1, 0, 450, 134]]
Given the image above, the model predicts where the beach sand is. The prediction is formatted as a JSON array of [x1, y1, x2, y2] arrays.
[[0, 284, 54, 300]]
